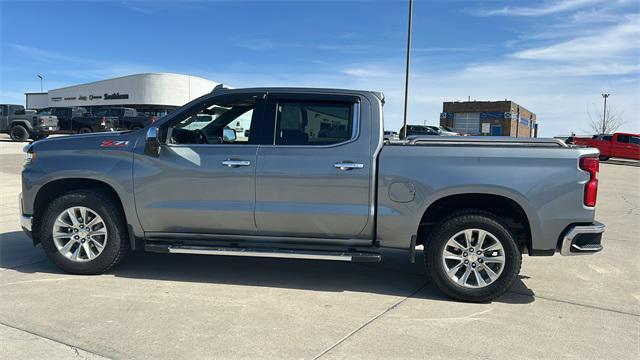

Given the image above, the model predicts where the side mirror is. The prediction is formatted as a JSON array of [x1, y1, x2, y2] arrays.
[[144, 127, 161, 157], [223, 128, 236, 143]]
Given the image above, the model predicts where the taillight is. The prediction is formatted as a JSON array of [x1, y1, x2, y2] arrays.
[[579, 157, 599, 207]]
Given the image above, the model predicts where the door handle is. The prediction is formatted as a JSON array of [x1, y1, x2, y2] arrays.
[[334, 162, 364, 170], [222, 159, 251, 167]]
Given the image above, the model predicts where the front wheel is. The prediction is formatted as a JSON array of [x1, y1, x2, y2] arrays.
[[425, 210, 522, 302], [10, 125, 29, 142], [38, 190, 129, 274], [77, 127, 92, 134]]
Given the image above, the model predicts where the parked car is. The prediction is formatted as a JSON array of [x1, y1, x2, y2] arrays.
[[37, 107, 91, 134], [572, 133, 639, 161], [1, 104, 58, 142], [19, 87, 605, 302], [384, 130, 399, 141], [401, 124, 441, 136], [90, 107, 154, 131], [423, 125, 459, 136], [439, 126, 460, 136]]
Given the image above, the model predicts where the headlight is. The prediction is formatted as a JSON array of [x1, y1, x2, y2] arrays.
[[24, 151, 36, 165]]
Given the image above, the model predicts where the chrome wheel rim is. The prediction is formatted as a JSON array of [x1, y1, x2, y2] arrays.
[[441, 229, 505, 288], [52, 206, 108, 262]]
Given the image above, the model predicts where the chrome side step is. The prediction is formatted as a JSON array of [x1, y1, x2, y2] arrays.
[[154, 245, 381, 263]]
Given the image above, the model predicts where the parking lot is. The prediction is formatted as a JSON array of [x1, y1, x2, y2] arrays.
[[0, 134, 638, 359]]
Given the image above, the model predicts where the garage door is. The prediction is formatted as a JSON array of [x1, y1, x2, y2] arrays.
[[453, 113, 480, 135]]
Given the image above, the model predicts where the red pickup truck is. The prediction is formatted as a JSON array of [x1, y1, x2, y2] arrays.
[[569, 133, 640, 161]]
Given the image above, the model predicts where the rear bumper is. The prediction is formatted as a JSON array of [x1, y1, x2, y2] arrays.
[[559, 221, 605, 256]]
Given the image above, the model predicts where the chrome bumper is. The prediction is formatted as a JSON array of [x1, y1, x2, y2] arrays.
[[560, 221, 605, 256]]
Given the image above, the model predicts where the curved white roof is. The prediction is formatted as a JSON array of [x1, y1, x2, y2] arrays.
[[47, 73, 218, 107]]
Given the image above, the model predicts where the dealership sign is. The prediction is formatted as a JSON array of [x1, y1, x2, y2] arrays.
[[103, 92, 129, 100]]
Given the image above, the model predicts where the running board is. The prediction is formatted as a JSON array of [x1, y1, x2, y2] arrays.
[[147, 244, 381, 263]]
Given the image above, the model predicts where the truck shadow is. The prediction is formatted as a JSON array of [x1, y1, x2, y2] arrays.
[[1, 230, 534, 304]]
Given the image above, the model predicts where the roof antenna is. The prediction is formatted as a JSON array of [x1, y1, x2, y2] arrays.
[[401, 0, 413, 140]]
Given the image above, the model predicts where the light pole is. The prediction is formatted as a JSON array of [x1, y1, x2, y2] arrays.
[[601, 93, 610, 134], [401, 0, 413, 140], [37, 74, 43, 92]]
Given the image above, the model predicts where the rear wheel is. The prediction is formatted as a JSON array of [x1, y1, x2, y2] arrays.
[[38, 190, 129, 274], [599, 156, 609, 161], [10, 125, 29, 142], [425, 210, 521, 302], [77, 127, 92, 134]]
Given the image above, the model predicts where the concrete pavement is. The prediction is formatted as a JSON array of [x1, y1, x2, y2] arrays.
[[0, 135, 638, 359]]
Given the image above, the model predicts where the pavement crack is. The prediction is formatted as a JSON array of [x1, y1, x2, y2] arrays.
[[312, 281, 430, 360], [507, 290, 639, 317], [620, 194, 639, 215], [0, 320, 111, 359]]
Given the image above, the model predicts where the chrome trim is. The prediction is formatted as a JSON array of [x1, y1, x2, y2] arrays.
[[222, 159, 251, 167], [560, 222, 605, 256], [334, 162, 364, 170], [168, 246, 354, 261]]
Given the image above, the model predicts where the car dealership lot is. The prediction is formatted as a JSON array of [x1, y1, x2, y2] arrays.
[[0, 135, 638, 359]]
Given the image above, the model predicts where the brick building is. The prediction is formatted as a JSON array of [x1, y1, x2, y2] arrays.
[[440, 100, 537, 137]]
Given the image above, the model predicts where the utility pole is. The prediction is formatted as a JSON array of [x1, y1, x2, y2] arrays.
[[401, 0, 413, 140], [515, 106, 520, 137], [601, 93, 610, 134], [37, 74, 43, 92]]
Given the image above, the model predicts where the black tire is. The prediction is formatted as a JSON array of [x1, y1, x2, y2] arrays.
[[77, 127, 92, 134], [32, 133, 49, 141], [599, 156, 609, 161], [10, 125, 29, 142], [425, 210, 522, 302], [38, 190, 129, 274], [131, 126, 142, 131]]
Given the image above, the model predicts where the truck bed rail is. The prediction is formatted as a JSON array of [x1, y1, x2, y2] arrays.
[[397, 136, 567, 148]]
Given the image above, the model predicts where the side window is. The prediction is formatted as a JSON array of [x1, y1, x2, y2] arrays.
[[275, 101, 354, 146], [168, 97, 256, 145], [617, 134, 630, 143], [631, 136, 639, 145], [602, 135, 612, 141], [93, 109, 108, 117]]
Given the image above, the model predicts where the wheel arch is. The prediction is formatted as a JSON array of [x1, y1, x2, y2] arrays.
[[32, 178, 137, 250], [417, 192, 533, 254]]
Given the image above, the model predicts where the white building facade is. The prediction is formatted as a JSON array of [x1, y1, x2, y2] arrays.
[[26, 73, 217, 112]]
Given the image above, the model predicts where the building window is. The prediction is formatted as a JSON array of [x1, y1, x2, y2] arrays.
[[452, 112, 480, 135]]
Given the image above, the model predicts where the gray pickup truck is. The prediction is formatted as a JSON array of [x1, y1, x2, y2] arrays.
[[19, 87, 605, 302], [1, 104, 59, 141]]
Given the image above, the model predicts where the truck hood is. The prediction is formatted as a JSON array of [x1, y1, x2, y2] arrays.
[[25, 131, 141, 153]]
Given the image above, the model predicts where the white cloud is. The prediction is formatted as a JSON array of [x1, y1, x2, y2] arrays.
[[478, 0, 605, 17], [513, 16, 640, 62]]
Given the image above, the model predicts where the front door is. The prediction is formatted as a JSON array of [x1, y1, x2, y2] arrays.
[[255, 95, 373, 239], [134, 93, 265, 235]]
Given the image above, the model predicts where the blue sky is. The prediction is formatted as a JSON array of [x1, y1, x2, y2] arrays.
[[1, 0, 638, 136]]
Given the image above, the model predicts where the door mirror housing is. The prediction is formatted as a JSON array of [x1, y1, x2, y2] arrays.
[[223, 127, 237, 143], [144, 126, 161, 157]]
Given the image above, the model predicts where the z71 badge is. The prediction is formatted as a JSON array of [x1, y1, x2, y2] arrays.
[[100, 140, 130, 147]]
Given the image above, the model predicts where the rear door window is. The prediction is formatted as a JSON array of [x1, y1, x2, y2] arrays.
[[275, 101, 354, 146], [616, 134, 630, 143]]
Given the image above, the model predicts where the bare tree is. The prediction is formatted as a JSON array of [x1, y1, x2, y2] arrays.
[[586, 102, 625, 134]]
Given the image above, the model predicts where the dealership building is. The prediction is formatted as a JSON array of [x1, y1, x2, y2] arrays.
[[25, 73, 218, 116], [440, 100, 538, 137]]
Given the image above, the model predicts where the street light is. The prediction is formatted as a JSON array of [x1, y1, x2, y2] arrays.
[[37, 74, 43, 93], [401, 0, 413, 140], [601, 93, 610, 134]]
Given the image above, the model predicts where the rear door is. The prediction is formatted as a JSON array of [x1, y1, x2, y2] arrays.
[[611, 134, 640, 160], [254, 94, 373, 239]]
